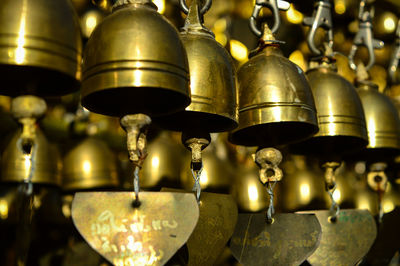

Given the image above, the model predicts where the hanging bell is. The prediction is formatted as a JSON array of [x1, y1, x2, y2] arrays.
[[355, 79, 400, 160], [1, 129, 61, 186], [153, 0, 238, 132], [229, 12, 317, 147], [0, 0, 82, 96], [62, 137, 119, 191], [81, 0, 190, 117], [290, 60, 368, 158], [278, 155, 329, 212]]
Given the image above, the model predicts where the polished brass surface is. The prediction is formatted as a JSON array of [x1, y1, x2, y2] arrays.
[[302, 209, 377, 266], [81, 1, 190, 117], [153, 0, 238, 132], [230, 213, 321, 266], [139, 132, 186, 188], [229, 42, 318, 146], [72, 192, 199, 265], [1, 129, 61, 186], [356, 80, 400, 159], [0, 0, 82, 96], [62, 138, 119, 191], [291, 64, 368, 158], [161, 189, 238, 266]]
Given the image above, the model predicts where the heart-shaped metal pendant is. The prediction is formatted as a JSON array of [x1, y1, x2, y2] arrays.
[[71, 192, 199, 266], [161, 188, 238, 266], [230, 213, 321, 266], [301, 209, 377, 266], [363, 207, 400, 265]]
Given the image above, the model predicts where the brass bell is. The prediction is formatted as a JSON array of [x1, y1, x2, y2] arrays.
[[0, 0, 82, 96], [229, 24, 318, 146], [278, 155, 329, 212], [137, 131, 186, 188], [230, 149, 269, 212], [1, 129, 61, 186], [81, 0, 190, 117], [291, 61, 368, 158], [153, 0, 238, 132], [62, 137, 119, 191], [355, 79, 400, 160]]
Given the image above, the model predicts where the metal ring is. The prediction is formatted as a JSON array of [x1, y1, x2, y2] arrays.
[[180, 0, 212, 15], [249, 0, 281, 37]]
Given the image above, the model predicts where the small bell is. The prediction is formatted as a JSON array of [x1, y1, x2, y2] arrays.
[[1, 129, 61, 186], [229, 15, 317, 146], [153, 0, 238, 132], [81, 0, 190, 117], [0, 0, 82, 96], [291, 0, 368, 158], [356, 78, 400, 160], [62, 137, 119, 191]]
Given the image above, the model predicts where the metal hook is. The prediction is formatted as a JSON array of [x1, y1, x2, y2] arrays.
[[348, 0, 383, 71], [249, 0, 290, 37], [180, 0, 212, 15], [303, 0, 333, 56], [389, 21, 400, 84]]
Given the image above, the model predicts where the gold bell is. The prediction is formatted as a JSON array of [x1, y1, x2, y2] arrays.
[[291, 59, 368, 158], [81, 0, 190, 117], [1, 129, 61, 186], [62, 137, 119, 191], [138, 131, 186, 188], [229, 25, 318, 146], [153, 0, 238, 132], [0, 0, 82, 96], [356, 79, 400, 159], [278, 155, 329, 212]]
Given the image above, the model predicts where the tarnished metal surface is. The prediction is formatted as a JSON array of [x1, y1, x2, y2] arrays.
[[363, 207, 400, 265], [301, 209, 377, 266], [153, 0, 238, 133], [230, 213, 321, 266], [161, 188, 238, 266], [71, 192, 199, 266]]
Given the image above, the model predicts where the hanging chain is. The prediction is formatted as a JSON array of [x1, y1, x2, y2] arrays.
[[322, 161, 341, 222], [303, 0, 333, 57], [389, 21, 400, 84], [348, 0, 383, 71]]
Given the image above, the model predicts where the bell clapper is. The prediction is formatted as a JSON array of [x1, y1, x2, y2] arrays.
[[254, 147, 283, 224], [120, 114, 151, 207], [182, 132, 211, 203], [321, 161, 341, 222], [367, 162, 388, 223]]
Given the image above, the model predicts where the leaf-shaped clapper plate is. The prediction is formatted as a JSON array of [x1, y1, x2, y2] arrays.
[[300, 209, 377, 266], [230, 213, 321, 266], [161, 188, 238, 266], [71, 192, 199, 266]]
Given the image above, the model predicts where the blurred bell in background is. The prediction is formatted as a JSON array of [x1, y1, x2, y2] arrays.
[[1, 0, 400, 265]]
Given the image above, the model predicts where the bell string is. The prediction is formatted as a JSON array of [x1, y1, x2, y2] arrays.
[[266, 181, 277, 223], [191, 166, 203, 203], [327, 182, 340, 222]]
